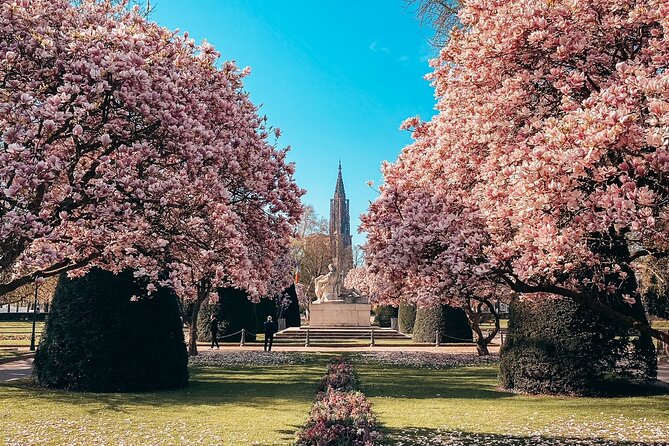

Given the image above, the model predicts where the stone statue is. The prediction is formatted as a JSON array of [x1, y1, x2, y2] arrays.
[[314, 263, 339, 302]]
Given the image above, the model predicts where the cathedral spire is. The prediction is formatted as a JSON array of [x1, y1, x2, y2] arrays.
[[329, 162, 353, 288], [334, 160, 346, 197]]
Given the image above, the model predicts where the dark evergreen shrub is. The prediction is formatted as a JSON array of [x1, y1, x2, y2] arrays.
[[283, 284, 301, 328], [196, 301, 227, 343], [373, 305, 398, 327], [499, 298, 657, 396], [34, 269, 188, 392], [197, 288, 257, 343], [398, 302, 417, 334], [641, 276, 669, 320], [638, 258, 669, 320], [254, 297, 276, 334], [254, 284, 301, 332], [412, 305, 473, 343]]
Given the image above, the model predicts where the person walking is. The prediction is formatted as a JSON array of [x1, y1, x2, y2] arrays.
[[263, 315, 277, 352], [210, 314, 220, 349]]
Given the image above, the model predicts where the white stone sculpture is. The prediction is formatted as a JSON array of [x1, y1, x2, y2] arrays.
[[314, 263, 339, 302]]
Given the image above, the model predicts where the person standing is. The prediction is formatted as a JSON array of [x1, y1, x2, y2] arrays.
[[263, 315, 276, 352], [210, 314, 220, 349]]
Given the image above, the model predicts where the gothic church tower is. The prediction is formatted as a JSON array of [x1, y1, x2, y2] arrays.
[[329, 162, 354, 288]]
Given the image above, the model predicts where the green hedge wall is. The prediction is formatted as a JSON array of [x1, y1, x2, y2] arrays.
[[198, 288, 257, 343], [373, 305, 398, 327], [398, 302, 416, 334], [34, 269, 188, 392], [499, 298, 657, 396], [412, 305, 472, 343]]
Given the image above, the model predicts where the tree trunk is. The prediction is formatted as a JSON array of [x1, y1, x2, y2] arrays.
[[463, 296, 500, 356], [476, 337, 490, 356], [188, 298, 202, 356]]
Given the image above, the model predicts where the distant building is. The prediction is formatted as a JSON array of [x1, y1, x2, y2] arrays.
[[329, 162, 353, 290]]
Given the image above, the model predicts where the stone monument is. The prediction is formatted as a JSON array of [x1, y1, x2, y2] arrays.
[[309, 163, 371, 327]]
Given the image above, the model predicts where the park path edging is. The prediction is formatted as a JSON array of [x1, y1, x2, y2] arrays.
[[0, 357, 33, 382]]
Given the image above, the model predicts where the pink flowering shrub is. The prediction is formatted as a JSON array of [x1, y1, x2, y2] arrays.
[[296, 356, 381, 446], [297, 390, 380, 446], [316, 356, 358, 393]]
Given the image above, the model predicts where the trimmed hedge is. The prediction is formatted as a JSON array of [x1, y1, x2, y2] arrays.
[[412, 305, 473, 343], [373, 305, 398, 328], [198, 288, 257, 343], [499, 297, 657, 396], [255, 284, 301, 331], [283, 284, 301, 328], [34, 269, 188, 392], [641, 276, 669, 320], [398, 302, 416, 334]]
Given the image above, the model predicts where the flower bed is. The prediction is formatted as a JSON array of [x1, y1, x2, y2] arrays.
[[316, 355, 358, 393], [354, 351, 499, 369], [296, 356, 381, 446], [189, 350, 310, 367]]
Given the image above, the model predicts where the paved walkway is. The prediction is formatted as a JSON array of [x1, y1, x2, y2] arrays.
[[0, 357, 33, 382], [658, 361, 669, 383]]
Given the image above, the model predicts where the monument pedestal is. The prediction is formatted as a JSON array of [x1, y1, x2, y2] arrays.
[[309, 301, 371, 327]]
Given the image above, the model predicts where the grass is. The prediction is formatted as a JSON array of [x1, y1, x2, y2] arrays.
[[352, 360, 669, 445], [0, 349, 23, 360], [0, 352, 667, 445], [0, 321, 44, 349], [652, 319, 669, 330], [0, 358, 328, 446], [480, 318, 509, 330]]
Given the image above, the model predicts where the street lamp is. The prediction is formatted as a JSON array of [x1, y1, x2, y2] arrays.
[[30, 279, 40, 351]]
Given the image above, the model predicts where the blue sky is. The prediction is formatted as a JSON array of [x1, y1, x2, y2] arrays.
[[149, 0, 438, 245]]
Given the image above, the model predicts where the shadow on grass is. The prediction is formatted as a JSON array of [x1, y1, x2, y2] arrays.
[[355, 364, 512, 400], [381, 427, 662, 446], [0, 363, 326, 415], [354, 362, 669, 402]]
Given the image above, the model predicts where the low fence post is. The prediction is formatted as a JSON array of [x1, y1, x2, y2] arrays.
[[305, 328, 310, 347], [240, 328, 246, 347], [435, 330, 441, 347]]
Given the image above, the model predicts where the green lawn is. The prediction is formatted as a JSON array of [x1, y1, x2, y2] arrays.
[[0, 349, 23, 360], [0, 360, 327, 445], [353, 360, 669, 445], [0, 321, 44, 349], [2, 349, 668, 445], [652, 319, 669, 330]]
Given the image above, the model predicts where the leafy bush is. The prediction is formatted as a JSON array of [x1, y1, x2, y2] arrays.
[[499, 297, 657, 396], [398, 302, 416, 334], [412, 305, 473, 343], [34, 269, 188, 392]]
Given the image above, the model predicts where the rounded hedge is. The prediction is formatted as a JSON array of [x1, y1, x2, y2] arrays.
[[398, 302, 417, 334], [34, 268, 188, 392], [412, 305, 473, 343], [499, 297, 657, 396]]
